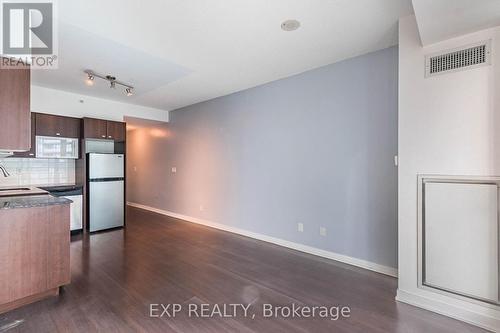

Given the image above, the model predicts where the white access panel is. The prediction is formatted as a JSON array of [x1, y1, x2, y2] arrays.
[[424, 182, 499, 303]]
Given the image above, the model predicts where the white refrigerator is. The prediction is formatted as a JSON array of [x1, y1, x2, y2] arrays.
[[88, 153, 125, 232]]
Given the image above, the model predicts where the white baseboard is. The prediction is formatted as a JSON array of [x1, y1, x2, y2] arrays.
[[396, 289, 500, 332], [127, 202, 398, 278]]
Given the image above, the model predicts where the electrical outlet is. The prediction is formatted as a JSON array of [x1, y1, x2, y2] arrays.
[[320, 227, 327, 236], [171, 167, 177, 173], [199, 205, 204, 212], [133, 166, 137, 172], [297, 223, 304, 232]]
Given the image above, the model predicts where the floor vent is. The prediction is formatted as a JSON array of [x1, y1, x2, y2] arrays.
[[425, 40, 491, 78]]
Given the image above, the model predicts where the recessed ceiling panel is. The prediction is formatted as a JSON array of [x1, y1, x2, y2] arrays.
[[32, 22, 191, 105]]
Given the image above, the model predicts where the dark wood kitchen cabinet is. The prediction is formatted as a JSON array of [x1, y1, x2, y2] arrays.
[[83, 118, 125, 142], [83, 118, 108, 140], [106, 121, 126, 141], [35, 113, 81, 138], [0, 203, 70, 314], [0, 59, 31, 151], [12, 113, 36, 158]]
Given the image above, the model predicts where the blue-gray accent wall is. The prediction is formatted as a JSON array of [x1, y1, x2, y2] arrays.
[[130, 46, 398, 269]]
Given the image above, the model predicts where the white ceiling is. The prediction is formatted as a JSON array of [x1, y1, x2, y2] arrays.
[[35, 23, 191, 100], [32, 0, 414, 111], [413, 0, 500, 45]]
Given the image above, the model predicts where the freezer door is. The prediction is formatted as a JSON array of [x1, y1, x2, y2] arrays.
[[88, 154, 124, 179], [89, 181, 124, 232]]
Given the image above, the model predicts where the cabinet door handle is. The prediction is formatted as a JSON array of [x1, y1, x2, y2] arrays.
[[29, 153, 34, 156], [108, 136, 112, 139], [56, 133, 61, 136], [101, 135, 106, 138]]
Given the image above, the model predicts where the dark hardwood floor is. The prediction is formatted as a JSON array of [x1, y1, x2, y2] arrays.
[[0, 207, 487, 332]]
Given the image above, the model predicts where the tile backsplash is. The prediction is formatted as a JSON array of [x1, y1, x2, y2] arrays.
[[0, 158, 75, 187]]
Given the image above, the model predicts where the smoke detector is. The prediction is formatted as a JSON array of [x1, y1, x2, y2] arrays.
[[281, 19, 301, 31]]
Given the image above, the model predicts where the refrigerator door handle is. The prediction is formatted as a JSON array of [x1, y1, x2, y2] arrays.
[[89, 177, 125, 182]]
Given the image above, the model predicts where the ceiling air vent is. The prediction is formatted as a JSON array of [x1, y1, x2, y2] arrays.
[[425, 40, 492, 78]]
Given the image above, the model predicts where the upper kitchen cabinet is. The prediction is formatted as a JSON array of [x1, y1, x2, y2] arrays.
[[35, 113, 81, 138], [83, 118, 126, 142], [0, 59, 31, 151], [12, 113, 36, 158], [83, 118, 108, 140], [106, 121, 126, 142]]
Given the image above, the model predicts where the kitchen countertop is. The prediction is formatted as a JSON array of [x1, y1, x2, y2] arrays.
[[0, 195, 72, 210]]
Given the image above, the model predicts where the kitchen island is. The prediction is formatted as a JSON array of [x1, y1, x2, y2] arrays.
[[0, 193, 71, 314]]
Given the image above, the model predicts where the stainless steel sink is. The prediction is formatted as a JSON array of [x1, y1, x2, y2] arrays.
[[0, 187, 48, 197]]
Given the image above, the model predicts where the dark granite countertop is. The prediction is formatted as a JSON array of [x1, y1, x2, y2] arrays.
[[0, 195, 73, 210]]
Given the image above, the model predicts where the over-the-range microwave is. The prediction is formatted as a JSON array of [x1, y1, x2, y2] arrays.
[[36, 136, 79, 159]]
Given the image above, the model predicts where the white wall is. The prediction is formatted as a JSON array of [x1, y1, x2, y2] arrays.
[[397, 15, 500, 331], [31, 85, 169, 122]]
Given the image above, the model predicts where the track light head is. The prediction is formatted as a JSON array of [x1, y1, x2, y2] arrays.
[[85, 73, 95, 86], [125, 88, 133, 97]]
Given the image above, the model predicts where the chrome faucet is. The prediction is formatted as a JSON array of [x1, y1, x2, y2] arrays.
[[0, 164, 10, 177]]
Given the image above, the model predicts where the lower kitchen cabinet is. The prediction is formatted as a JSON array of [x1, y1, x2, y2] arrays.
[[0, 203, 71, 313]]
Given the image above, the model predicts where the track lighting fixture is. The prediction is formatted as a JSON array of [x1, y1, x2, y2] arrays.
[[84, 70, 134, 97]]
